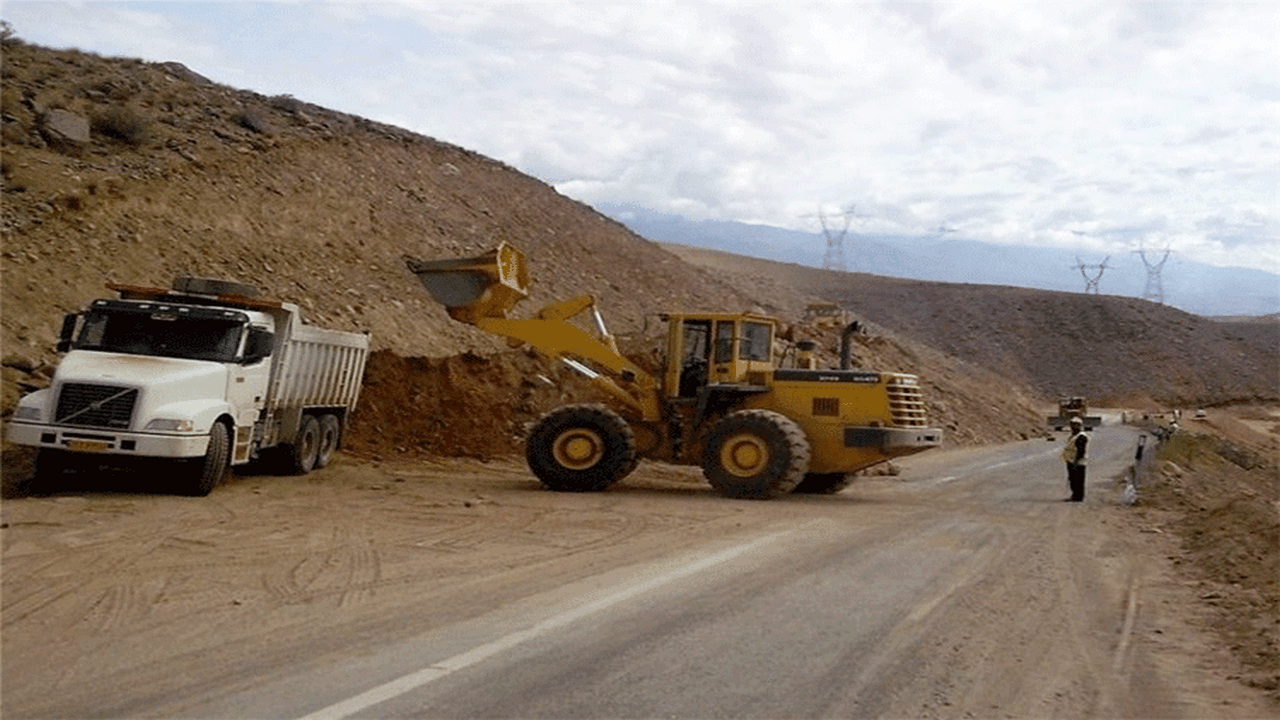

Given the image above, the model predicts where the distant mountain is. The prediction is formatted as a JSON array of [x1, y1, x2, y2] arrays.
[[600, 204, 1280, 318]]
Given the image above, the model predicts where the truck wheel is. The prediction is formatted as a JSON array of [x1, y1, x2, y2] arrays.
[[316, 414, 341, 469], [703, 410, 810, 499], [285, 416, 321, 475], [21, 449, 70, 496], [526, 404, 636, 492], [792, 472, 853, 494], [183, 422, 230, 497]]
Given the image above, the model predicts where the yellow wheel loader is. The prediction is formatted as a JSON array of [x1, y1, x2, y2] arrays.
[[406, 243, 942, 499]]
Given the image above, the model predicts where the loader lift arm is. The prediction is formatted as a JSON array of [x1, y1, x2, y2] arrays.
[[405, 244, 660, 422]]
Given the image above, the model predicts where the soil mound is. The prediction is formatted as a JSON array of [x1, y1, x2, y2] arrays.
[[345, 349, 600, 461]]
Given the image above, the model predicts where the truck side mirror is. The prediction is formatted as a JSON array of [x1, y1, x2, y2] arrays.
[[243, 327, 275, 364], [56, 313, 79, 353]]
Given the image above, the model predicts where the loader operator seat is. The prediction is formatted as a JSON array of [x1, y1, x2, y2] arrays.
[[678, 320, 711, 398]]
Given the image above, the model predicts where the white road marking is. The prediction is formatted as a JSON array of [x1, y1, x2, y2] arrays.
[[295, 531, 792, 720]]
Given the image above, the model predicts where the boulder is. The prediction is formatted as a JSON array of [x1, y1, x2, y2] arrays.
[[39, 108, 89, 153]]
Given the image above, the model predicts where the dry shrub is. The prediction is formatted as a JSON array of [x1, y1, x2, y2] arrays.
[[90, 104, 152, 146], [269, 94, 304, 113]]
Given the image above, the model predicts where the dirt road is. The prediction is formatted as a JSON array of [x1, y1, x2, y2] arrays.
[[1, 429, 1273, 718]]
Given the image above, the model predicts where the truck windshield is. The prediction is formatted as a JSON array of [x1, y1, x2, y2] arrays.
[[76, 310, 245, 362]]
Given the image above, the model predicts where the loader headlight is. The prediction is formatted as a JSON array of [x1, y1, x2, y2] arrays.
[[145, 418, 196, 433], [13, 406, 42, 422]]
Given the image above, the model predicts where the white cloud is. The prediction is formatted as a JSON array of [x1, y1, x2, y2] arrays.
[[5, 0, 1277, 273]]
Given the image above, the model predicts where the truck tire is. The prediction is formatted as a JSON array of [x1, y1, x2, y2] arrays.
[[183, 422, 230, 496], [703, 410, 810, 499], [792, 472, 853, 494], [285, 416, 321, 475], [21, 449, 71, 496], [315, 414, 341, 469], [526, 404, 637, 492]]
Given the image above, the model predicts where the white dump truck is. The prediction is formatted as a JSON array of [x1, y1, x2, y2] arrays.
[[7, 278, 370, 495]]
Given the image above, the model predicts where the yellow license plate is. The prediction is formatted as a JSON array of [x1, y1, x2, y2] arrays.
[[66, 440, 109, 453]]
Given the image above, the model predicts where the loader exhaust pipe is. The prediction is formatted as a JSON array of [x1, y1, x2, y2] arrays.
[[840, 321, 860, 370]]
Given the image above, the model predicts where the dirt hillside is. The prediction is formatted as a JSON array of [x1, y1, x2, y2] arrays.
[[1, 37, 1275, 456], [662, 244, 1280, 409], [0, 38, 1047, 457]]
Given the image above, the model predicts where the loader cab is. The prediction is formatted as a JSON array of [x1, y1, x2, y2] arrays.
[[665, 313, 776, 398]]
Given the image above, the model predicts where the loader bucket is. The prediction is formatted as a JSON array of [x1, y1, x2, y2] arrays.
[[405, 242, 530, 324]]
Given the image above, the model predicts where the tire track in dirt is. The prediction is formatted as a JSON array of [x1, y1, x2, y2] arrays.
[[256, 501, 661, 607]]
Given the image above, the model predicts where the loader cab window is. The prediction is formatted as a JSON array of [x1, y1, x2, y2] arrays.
[[678, 320, 711, 397], [711, 320, 773, 363], [713, 322, 735, 364], [741, 321, 772, 362]]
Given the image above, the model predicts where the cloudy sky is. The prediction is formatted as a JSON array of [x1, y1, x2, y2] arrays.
[[5, 1, 1279, 273]]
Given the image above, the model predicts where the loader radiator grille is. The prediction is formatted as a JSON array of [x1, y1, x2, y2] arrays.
[[55, 383, 138, 429], [885, 375, 929, 428]]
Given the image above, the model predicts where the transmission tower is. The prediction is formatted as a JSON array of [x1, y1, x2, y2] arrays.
[[1135, 248, 1172, 304], [810, 206, 861, 272], [1073, 256, 1110, 294]]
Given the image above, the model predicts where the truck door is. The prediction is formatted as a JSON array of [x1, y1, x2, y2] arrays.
[[225, 324, 273, 462]]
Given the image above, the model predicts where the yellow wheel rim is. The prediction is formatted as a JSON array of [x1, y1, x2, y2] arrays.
[[552, 428, 604, 470], [720, 433, 769, 477]]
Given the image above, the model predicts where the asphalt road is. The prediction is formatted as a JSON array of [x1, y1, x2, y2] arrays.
[[169, 426, 1181, 719], [11, 424, 1265, 719]]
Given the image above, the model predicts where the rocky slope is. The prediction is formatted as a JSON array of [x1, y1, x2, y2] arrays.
[[662, 244, 1279, 408], [2, 38, 1275, 462], [0, 38, 1047, 452]]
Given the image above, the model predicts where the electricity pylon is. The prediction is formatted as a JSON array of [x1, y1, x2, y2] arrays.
[[804, 206, 861, 272], [1135, 248, 1172, 304], [1074, 256, 1110, 294]]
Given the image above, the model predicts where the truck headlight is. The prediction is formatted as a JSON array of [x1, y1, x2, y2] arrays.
[[13, 406, 42, 422], [145, 418, 196, 432]]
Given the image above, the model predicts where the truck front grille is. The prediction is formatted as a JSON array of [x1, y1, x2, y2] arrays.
[[55, 383, 138, 429], [885, 375, 929, 428]]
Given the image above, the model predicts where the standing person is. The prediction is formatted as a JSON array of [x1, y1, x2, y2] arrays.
[[1061, 416, 1088, 501]]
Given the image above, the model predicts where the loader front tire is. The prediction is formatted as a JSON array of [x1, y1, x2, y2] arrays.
[[792, 472, 853, 494], [703, 410, 810, 499], [526, 404, 637, 492]]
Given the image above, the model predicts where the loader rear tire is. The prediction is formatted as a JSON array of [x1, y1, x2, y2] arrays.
[[703, 410, 810, 499], [792, 472, 853, 494], [526, 404, 637, 492]]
